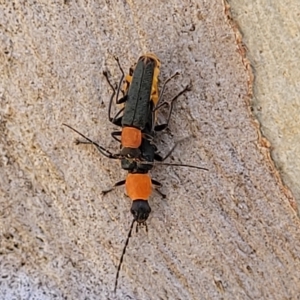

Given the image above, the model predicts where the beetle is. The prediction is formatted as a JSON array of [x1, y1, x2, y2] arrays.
[[64, 53, 178, 161], [64, 53, 199, 223], [104, 53, 181, 159], [63, 53, 208, 292], [63, 68, 195, 224], [64, 106, 207, 295]]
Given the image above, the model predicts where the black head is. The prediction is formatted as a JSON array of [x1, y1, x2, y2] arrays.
[[120, 147, 141, 158], [121, 158, 137, 171], [130, 200, 151, 223]]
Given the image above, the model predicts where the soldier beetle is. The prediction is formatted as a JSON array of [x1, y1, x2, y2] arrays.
[[63, 53, 208, 292]]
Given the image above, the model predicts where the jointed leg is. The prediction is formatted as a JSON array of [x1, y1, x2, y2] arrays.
[[154, 84, 191, 132], [101, 179, 126, 195], [152, 179, 166, 198], [156, 72, 180, 107]]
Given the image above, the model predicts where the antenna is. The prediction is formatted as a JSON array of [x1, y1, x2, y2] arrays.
[[114, 219, 135, 292], [63, 123, 120, 159], [137, 160, 209, 171]]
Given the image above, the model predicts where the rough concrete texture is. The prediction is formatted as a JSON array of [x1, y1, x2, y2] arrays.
[[0, 1, 300, 300], [227, 0, 300, 205]]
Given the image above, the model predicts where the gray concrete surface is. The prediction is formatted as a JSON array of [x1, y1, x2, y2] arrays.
[[1, 1, 300, 299], [227, 0, 300, 205]]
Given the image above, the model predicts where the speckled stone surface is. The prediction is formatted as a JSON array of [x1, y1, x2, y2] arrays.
[[227, 0, 300, 205], [1, 1, 300, 299]]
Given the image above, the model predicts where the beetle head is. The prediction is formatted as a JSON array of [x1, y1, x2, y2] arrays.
[[130, 200, 151, 223]]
